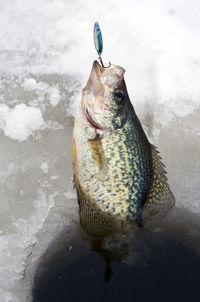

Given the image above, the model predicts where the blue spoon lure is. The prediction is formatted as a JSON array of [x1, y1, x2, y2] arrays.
[[93, 22, 111, 68]]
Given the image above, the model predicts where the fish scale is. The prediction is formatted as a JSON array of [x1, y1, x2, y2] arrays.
[[104, 124, 151, 217], [74, 111, 152, 221], [73, 61, 175, 236]]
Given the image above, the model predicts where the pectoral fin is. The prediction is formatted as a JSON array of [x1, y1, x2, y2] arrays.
[[88, 136, 107, 171]]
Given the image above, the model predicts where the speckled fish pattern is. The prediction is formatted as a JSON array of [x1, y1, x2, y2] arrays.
[[73, 63, 175, 236]]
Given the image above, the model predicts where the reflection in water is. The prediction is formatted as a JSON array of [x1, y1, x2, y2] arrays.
[[32, 209, 200, 302], [89, 232, 134, 283]]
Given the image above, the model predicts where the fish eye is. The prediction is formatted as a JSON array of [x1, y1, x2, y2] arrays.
[[114, 89, 125, 100]]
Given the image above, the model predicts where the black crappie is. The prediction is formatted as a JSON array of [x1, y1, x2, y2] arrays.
[[73, 61, 175, 236]]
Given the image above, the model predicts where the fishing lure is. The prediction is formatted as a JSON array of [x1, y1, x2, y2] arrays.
[[93, 22, 111, 68]]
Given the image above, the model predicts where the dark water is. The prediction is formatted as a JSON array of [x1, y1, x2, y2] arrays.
[[33, 209, 200, 302]]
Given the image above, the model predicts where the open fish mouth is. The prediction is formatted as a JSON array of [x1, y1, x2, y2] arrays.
[[83, 60, 105, 95], [93, 60, 105, 78], [83, 60, 125, 95], [82, 61, 105, 130], [82, 60, 126, 130]]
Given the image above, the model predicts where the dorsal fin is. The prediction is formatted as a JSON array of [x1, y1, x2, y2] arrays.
[[142, 144, 175, 221]]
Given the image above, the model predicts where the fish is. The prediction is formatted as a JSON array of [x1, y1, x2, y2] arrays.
[[73, 61, 175, 236]]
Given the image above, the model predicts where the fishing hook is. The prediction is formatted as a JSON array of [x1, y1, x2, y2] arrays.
[[99, 56, 111, 68]]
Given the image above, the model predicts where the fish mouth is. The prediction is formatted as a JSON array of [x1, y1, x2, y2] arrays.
[[82, 61, 126, 130], [83, 60, 105, 94], [82, 61, 105, 130], [83, 60, 125, 94], [93, 60, 105, 75]]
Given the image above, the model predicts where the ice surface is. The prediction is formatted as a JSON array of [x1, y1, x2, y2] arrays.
[[0, 0, 199, 301], [0, 73, 79, 302], [23, 79, 62, 107]]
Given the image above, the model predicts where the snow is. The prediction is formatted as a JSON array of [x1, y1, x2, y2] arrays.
[[48, 86, 62, 107], [23, 78, 62, 107], [23, 78, 38, 91], [40, 162, 48, 174], [0, 104, 44, 141], [0, 0, 199, 301]]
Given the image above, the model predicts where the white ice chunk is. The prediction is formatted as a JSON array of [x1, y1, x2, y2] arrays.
[[0, 104, 44, 141], [23, 79, 62, 107], [47, 86, 62, 107], [40, 162, 48, 174], [23, 78, 38, 91], [23, 79, 49, 93]]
